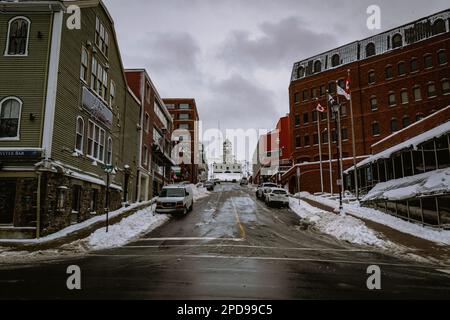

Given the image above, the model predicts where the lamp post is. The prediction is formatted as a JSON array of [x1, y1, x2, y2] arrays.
[[123, 164, 131, 206], [331, 102, 344, 215], [103, 164, 116, 232]]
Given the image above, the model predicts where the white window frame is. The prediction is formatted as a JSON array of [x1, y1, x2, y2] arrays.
[[0, 96, 22, 141], [75, 116, 84, 153], [87, 120, 106, 162], [106, 137, 113, 165], [95, 16, 109, 57], [109, 80, 116, 108], [4, 16, 31, 57], [80, 46, 89, 83]]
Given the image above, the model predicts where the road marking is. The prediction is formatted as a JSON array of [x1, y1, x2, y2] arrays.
[[123, 244, 374, 252], [230, 197, 246, 240], [88, 253, 448, 269], [136, 237, 245, 242]]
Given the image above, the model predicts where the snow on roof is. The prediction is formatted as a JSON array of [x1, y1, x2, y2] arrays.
[[362, 168, 450, 202], [345, 120, 450, 173]]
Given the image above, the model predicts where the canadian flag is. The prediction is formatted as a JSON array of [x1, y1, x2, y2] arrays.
[[345, 71, 351, 95], [316, 100, 326, 113]]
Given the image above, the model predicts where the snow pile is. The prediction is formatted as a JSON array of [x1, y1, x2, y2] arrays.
[[0, 200, 156, 244], [289, 198, 388, 248], [189, 184, 210, 200], [302, 193, 450, 245], [86, 205, 169, 250], [363, 168, 450, 202]]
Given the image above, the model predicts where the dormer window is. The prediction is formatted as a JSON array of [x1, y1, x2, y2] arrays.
[[331, 54, 340, 67], [313, 60, 322, 73], [365, 42, 376, 57], [392, 33, 403, 49], [5, 17, 30, 56]]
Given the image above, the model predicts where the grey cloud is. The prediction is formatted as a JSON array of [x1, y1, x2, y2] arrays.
[[217, 16, 338, 70]]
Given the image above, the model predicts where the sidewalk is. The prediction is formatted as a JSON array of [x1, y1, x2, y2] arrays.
[[301, 197, 450, 264], [0, 199, 156, 252]]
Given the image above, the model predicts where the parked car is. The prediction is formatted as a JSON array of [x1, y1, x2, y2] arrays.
[[265, 188, 290, 207], [213, 179, 221, 185], [240, 177, 248, 186], [204, 180, 215, 191], [156, 184, 194, 215], [256, 182, 278, 199]]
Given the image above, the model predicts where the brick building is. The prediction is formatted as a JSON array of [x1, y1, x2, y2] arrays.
[[284, 9, 450, 194], [125, 70, 174, 199], [163, 98, 200, 184]]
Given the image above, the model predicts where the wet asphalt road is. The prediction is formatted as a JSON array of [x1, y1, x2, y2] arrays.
[[0, 183, 450, 299]]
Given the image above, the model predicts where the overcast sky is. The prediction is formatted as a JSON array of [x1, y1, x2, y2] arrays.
[[104, 0, 449, 161]]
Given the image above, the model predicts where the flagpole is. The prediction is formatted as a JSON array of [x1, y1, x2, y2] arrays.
[[326, 92, 333, 196], [315, 99, 324, 194], [347, 69, 359, 200], [334, 85, 344, 215]]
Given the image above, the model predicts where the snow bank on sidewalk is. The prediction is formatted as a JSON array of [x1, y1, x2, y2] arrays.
[[303, 193, 450, 245], [86, 205, 169, 250], [190, 184, 210, 200], [289, 198, 389, 248]]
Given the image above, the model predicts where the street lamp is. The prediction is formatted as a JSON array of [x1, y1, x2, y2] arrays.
[[331, 102, 344, 215], [123, 164, 131, 206], [103, 164, 116, 232]]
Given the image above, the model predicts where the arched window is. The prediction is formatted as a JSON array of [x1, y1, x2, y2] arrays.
[[366, 42, 376, 57], [392, 33, 403, 49], [0, 97, 22, 139], [5, 17, 30, 56], [296, 66, 305, 79], [432, 19, 446, 35], [331, 54, 340, 67], [80, 47, 89, 82], [106, 137, 113, 165], [313, 60, 322, 73], [75, 116, 84, 152]]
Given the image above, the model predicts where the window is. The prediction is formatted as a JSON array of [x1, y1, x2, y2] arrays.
[[322, 131, 328, 144], [109, 81, 116, 107], [313, 133, 319, 145], [179, 103, 191, 110], [392, 33, 403, 49], [388, 92, 396, 106], [294, 92, 300, 103], [80, 47, 89, 82], [179, 124, 190, 130], [90, 57, 108, 100], [302, 90, 308, 101], [331, 54, 340, 67], [416, 114, 424, 122], [143, 145, 148, 165], [368, 71, 376, 84], [312, 110, 318, 122], [179, 113, 190, 120], [95, 17, 109, 56], [372, 122, 380, 136], [75, 117, 84, 153], [165, 103, 175, 110], [295, 114, 300, 126], [424, 54, 433, 69], [385, 66, 393, 79], [366, 42, 376, 57], [390, 118, 398, 133], [71, 186, 81, 212], [5, 17, 30, 56], [87, 121, 105, 161], [410, 58, 418, 72], [400, 89, 409, 104], [304, 135, 310, 146], [0, 97, 21, 139], [402, 116, 410, 128], [303, 112, 309, 124], [311, 88, 317, 99], [432, 19, 446, 35], [144, 113, 150, 132], [313, 60, 321, 73], [90, 189, 98, 213], [427, 82, 437, 98], [91, 57, 98, 91], [154, 102, 169, 129], [397, 62, 406, 76], [370, 97, 378, 111], [319, 85, 326, 96], [413, 86, 422, 101], [297, 66, 305, 78], [295, 136, 301, 148], [341, 128, 348, 141], [442, 79, 450, 95], [438, 50, 447, 65], [106, 137, 112, 165]]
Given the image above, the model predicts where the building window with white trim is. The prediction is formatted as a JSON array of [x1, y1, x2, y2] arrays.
[[427, 82, 437, 98], [438, 50, 447, 65], [413, 86, 422, 101], [95, 17, 109, 57], [0, 97, 21, 139], [143, 145, 148, 165], [106, 137, 113, 165], [80, 47, 89, 82], [109, 81, 116, 107], [400, 89, 409, 104], [75, 116, 84, 153], [99, 129, 105, 162], [91, 57, 98, 91], [442, 79, 450, 95], [87, 120, 106, 162], [5, 17, 30, 56]]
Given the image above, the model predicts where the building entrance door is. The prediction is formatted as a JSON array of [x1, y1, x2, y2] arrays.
[[0, 179, 17, 224]]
